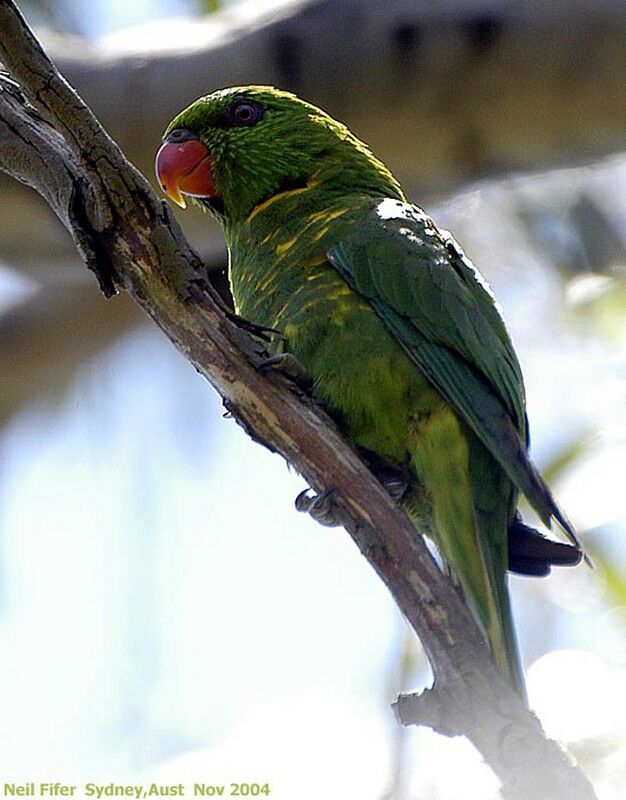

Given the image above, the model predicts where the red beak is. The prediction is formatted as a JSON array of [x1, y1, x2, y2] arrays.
[[155, 133, 216, 208]]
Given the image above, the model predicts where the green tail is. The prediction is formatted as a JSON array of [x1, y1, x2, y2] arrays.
[[474, 505, 527, 702], [409, 405, 527, 702]]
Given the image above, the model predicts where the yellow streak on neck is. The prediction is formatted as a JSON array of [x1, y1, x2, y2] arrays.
[[247, 185, 310, 223], [275, 235, 300, 259], [306, 207, 348, 226]]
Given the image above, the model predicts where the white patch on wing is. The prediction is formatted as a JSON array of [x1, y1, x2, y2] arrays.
[[440, 228, 500, 303], [377, 200, 505, 316], [397, 227, 425, 246], [375, 198, 411, 220], [377, 199, 437, 235]]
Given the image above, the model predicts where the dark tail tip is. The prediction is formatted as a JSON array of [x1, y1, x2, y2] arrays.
[[508, 515, 583, 577]]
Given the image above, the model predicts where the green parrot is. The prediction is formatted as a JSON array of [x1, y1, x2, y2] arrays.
[[156, 86, 584, 700]]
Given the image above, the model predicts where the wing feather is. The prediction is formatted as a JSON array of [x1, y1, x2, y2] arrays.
[[328, 200, 580, 548]]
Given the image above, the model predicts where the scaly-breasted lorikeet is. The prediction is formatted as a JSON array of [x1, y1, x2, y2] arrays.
[[156, 86, 584, 700]]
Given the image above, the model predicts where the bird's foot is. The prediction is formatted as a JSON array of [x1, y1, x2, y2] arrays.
[[227, 310, 281, 342], [257, 353, 314, 390], [295, 473, 405, 529], [355, 448, 408, 503], [187, 279, 281, 343], [295, 486, 339, 527], [383, 476, 408, 503]]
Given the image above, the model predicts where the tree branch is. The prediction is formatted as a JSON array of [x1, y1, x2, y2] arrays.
[[0, 2, 597, 798]]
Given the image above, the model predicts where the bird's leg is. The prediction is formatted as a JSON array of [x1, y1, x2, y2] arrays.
[[382, 475, 409, 503], [356, 447, 409, 503], [295, 448, 409, 528], [228, 311, 280, 341], [257, 352, 314, 390], [295, 487, 339, 527], [186, 278, 280, 342], [295, 469, 407, 530]]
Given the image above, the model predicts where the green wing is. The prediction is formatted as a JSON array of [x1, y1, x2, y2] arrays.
[[328, 198, 579, 547]]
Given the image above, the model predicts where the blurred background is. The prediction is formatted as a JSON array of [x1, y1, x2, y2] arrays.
[[1, 1, 626, 798]]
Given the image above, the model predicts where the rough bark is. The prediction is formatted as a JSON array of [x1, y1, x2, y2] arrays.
[[0, 2, 599, 798]]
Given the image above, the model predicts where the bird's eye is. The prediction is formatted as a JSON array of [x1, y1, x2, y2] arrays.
[[228, 100, 264, 127]]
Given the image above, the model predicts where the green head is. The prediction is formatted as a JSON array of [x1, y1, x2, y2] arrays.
[[155, 86, 402, 222]]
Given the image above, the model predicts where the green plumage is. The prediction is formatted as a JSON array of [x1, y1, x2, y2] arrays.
[[161, 86, 584, 701]]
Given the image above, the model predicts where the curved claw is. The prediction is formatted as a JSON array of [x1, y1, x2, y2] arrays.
[[383, 477, 408, 503], [295, 487, 339, 527], [227, 310, 281, 341], [355, 449, 408, 503], [257, 353, 313, 390]]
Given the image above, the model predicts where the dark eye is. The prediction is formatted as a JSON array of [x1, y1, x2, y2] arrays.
[[228, 100, 264, 127]]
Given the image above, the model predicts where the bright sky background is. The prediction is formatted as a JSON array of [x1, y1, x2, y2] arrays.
[[69, 0, 196, 39], [0, 298, 624, 798]]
